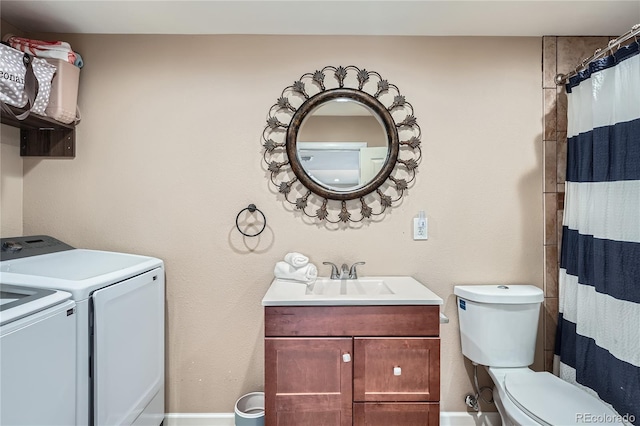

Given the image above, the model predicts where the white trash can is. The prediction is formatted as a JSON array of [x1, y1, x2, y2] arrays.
[[234, 392, 265, 426]]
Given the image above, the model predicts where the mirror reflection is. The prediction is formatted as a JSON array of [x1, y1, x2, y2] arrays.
[[296, 99, 389, 192]]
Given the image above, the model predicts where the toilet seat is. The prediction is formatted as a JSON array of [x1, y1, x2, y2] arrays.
[[504, 372, 621, 426]]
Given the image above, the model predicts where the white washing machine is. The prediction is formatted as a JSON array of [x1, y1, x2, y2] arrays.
[[0, 236, 165, 426], [0, 283, 77, 425]]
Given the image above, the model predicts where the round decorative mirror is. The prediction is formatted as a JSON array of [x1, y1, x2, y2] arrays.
[[262, 66, 421, 223]]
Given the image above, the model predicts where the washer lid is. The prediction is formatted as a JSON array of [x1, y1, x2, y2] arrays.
[[505, 372, 622, 426], [454, 284, 543, 304], [0, 284, 72, 326]]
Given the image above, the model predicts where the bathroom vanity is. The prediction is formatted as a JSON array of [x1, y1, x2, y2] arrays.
[[262, 277, 443, 426]]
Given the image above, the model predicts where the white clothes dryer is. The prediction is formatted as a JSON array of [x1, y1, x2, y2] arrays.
[[1, 236, 165, 426], [0, 283, 77, 425]]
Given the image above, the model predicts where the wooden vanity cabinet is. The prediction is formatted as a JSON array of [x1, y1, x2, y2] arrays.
[[264, 305, 440, 426]]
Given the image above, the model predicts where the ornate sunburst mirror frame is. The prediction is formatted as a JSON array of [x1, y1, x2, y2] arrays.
[[262, 66, 421, 223]]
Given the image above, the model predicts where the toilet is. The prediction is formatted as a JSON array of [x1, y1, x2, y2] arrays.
[[454, 285, 623, 426]]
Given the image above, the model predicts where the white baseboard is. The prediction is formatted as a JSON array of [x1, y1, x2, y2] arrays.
[[440, 412, 501, 426], [164, 413, 234, 426], [164, 411, 501, 426]]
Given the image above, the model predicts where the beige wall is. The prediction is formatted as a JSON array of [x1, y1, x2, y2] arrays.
[[2, 34, 543, 413], [0, 125, 23, 236], [299, 115, 387, 147]]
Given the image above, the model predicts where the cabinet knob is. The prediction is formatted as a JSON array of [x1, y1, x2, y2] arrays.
[[342, 353, 351, 363], [393, 366, 402, 376]]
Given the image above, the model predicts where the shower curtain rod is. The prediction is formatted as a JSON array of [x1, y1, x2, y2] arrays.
[[555, 23, 640, 85]]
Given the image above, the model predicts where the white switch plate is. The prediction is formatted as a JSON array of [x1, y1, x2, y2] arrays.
[[413, 217, 428, 240]]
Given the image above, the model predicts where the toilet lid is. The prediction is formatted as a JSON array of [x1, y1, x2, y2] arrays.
[[505, 372, 621, 426]]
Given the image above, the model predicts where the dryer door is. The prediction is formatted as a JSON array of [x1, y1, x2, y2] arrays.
[[92, 268, 164, 426]]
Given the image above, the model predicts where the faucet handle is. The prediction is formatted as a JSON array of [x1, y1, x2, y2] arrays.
[[349, 262, 366, 279], [322, 262, 340, 279]]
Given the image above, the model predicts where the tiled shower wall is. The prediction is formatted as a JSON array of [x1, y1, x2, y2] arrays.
[[541, 36, 612, 372]]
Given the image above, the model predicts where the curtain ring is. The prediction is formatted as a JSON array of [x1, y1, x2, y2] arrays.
[[236, 204, 266, 237]]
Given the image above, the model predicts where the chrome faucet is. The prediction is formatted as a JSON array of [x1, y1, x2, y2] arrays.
[[323, 261, 366, 279], [322, 262, 344, 279], [348, 262, 365, 279]]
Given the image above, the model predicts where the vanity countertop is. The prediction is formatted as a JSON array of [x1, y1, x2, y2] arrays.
[[262, 276, 443, 306]]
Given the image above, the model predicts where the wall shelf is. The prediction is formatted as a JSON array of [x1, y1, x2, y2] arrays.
[[1, 107, 75, 157]]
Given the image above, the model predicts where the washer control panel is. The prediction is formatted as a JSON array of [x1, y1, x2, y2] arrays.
[[0, 235, 74, 261]]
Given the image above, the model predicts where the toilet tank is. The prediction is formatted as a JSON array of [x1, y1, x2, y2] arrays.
[[454, 285, 544, 368]]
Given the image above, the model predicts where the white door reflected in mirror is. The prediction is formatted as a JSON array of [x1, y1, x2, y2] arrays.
[[360, 147, 388, 187]]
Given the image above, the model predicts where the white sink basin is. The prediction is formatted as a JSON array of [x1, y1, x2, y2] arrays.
[[305, 278, 394, 296], [262, 276, 443, 306]]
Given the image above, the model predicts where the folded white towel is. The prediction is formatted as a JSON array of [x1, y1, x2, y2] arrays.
[[284, 252, 309, 268], [274, 261, 318, 283]]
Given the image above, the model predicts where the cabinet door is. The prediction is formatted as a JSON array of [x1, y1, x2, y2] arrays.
[[265, 338, 353, 426], [353, 338, 440, 402], [353, 402, 439, 426]]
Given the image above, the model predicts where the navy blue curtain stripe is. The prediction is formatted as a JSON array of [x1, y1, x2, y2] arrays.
[[566, 40, 640, 93], [566, 117, 640, 182], [561, 227, 640, 304], [556, 315, 640, 422]]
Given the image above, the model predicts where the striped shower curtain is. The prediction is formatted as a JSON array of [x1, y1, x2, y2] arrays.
[[555, 39, 639, 424]]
